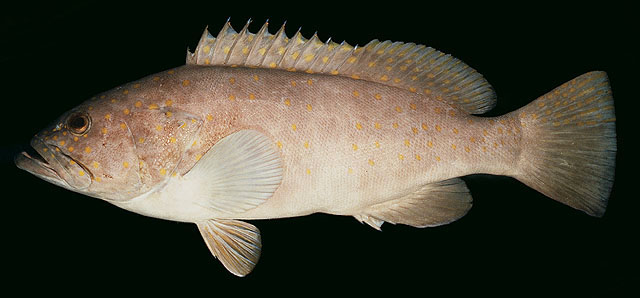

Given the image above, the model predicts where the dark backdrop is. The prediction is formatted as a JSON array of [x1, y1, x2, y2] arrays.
[[2, 1, 636, 296]]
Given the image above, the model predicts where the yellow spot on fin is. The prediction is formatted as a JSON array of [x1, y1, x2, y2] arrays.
[[514, 71, 615, 217]]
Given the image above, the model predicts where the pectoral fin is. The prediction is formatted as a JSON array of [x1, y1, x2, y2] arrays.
[[197, 219, 261, 277], [355, 178, 472, 230], [184, 129, 283, 215]]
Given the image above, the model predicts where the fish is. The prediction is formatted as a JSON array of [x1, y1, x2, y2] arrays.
[[15, 19, 616, 276]]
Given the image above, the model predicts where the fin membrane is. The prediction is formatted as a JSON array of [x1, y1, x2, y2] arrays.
[[187, 20, 496, 114], [183, 129, 283, 215], [355, 178, 472, 230], [197, 219, 261, 277], [514, 71, 615, 217]]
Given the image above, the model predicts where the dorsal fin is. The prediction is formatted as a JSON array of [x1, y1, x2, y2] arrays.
[[187, 20, 496, 114]]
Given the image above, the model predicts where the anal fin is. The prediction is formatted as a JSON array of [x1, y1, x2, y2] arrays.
[[197, 219, 261, 277], [355, 178, 472, 229]]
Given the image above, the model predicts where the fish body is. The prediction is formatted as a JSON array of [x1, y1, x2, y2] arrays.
[[15, 20, 616, 276], [104, 65, 515, 222]]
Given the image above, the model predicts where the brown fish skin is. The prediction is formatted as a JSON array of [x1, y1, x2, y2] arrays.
[[15, 21, 615, 276]]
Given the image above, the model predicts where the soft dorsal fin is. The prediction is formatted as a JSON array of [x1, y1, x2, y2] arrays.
[[187, 20, 496, 114], [354, 178, 472, 230]]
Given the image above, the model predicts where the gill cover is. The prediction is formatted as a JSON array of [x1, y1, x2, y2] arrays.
[[124, 106, 202, 196]]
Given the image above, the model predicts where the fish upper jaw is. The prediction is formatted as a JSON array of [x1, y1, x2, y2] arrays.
[[15, 137, 92, 191]]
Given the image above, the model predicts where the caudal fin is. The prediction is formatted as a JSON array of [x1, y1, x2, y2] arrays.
[[514, 71, 616, 217]]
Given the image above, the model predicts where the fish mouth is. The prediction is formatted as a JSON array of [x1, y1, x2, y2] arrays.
[[15, 138, 92, 190]]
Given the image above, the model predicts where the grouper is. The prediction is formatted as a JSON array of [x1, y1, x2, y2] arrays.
[[15, 20, 616, 276]]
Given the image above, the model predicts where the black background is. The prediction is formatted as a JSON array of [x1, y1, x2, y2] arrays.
[[2, 1, 637, 296]]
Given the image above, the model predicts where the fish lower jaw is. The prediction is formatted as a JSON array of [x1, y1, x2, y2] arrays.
[[15, 150, 69, 189]]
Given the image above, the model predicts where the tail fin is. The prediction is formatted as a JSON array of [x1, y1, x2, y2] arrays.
[[514, 71, 616, 217]]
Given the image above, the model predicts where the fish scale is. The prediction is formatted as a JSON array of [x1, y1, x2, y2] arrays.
[[15, 20, 616, 277]]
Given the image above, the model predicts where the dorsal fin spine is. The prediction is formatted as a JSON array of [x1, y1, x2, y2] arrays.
[[317, 37, 335, 73], [293, 32, 316, 69], [277, 27, 301, 70], [264, 23, 287, 68], [245, 20, 270, 67], [211, 20, 236, 65]]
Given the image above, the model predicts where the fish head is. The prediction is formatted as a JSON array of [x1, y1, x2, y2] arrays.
[[15, 100, 146, 202], [16, 86, 205, 203]]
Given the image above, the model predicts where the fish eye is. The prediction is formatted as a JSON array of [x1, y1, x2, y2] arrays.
[[66, 112, 91, 135]]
